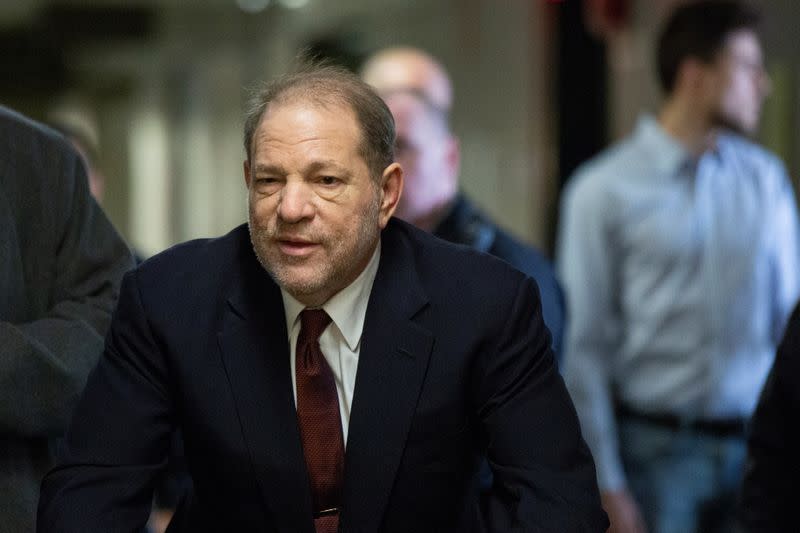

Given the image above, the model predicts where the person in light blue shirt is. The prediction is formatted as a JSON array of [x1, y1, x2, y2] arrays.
[[557, 2, 800, 533]]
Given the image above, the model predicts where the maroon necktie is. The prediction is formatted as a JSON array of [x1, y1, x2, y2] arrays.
[[295, 309, 344, 533]]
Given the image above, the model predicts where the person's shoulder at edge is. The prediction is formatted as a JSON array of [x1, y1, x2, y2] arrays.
[[131, 224, 255, 305], [433, 194, 556, 282], [717, 130, 790, 183], [564, 125, 649, 203], [560, 135, 643, 229], [388, 216, 534, 303], [0, 105, 76, 161], [136, 224, 248, 272], [490, 225, 556, 275]]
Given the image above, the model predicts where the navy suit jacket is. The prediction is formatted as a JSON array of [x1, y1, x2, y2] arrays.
[[433, 194, 565, 361], [38, 219, 606, 532], [737, 302, 800, 532]]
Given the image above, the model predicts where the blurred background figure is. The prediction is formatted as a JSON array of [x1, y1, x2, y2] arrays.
[[49, 101, 186, 533], [48, 102, 149, 260], [48, 101, 106, 202], [0, 105, 134, 532], [557, 2, 800, 532], [737, 301, 800, 532], [361, 46, 566, 360]]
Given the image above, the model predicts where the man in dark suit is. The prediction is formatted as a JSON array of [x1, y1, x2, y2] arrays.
[[737, 302, 800, 532], [360, 47, 566, 360], [38, 65, 606, 532], [0, 105, 134, 532]]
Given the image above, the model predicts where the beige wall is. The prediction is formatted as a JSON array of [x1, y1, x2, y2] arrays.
[[14, 0, 557, 257]]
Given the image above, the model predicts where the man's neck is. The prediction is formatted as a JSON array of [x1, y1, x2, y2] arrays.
[[657, 98, 718, 156]]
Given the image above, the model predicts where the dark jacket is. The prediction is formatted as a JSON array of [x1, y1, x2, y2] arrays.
[[39, 219, 605, 532], [738, 302, 800, 532], [433, 194, 566, 361], [0, 106, 134, 532]]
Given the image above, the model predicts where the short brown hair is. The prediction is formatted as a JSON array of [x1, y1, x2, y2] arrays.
[[243, 63, 396, 181], [657, 0, 761, 93]]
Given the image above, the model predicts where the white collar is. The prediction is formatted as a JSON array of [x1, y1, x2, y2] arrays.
[[281, 241, 381, 350]]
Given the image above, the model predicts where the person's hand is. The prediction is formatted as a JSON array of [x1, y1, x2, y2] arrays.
[[147, 508, 174, 533], [601, 489, 648, 533]]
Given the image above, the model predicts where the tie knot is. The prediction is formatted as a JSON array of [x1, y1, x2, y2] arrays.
[[299, 309, 332, 344]]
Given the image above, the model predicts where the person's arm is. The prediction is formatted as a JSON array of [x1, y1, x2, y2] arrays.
[[767, 161, 800, 344], [0, 145, 134, 437], [557, 177, 625, 492], [557, 178, 646, 533], [38, 270, 172, 532], [737, 304, 800, 532], [474, 274, 608, 532]]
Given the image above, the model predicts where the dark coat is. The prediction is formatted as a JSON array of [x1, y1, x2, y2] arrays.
[[38, 219, 606, 532], [0, 106, 134, 532], [433, 194, 566, 361], [738, 303, 800, 532]]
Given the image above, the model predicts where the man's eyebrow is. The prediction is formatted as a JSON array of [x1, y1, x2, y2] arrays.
[[252, 160, 352, 177], [252, 163, 287, 176], [303, 160, 352, 176]]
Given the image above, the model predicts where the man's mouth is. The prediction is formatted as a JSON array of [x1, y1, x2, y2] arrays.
[[276, 238, 319, 256]]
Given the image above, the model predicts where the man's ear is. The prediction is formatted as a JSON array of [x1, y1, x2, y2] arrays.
[[377, 162, 403, 228], [243, 159, 252, 188], [677, 57, 709, 92]]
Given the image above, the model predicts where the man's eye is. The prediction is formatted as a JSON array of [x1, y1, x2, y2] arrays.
[[254, 177, 280, 192], [320, 176, 339, 186]]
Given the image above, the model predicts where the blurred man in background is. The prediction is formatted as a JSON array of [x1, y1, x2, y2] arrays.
[[49, 104, 185, 533], [558, 1, 800, 532], [0, 105, 134, 532], [48, 104, 106, 203], [49, 105, 148, 265], [361, 47, 566, 360]]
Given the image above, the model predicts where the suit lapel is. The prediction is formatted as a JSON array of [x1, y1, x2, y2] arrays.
[[341, 223, 433, 532], [217, 253, 314, 533]]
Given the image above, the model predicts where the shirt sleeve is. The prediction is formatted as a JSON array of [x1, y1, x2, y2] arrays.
[[0, 144, 135, 437], [557, 173, 627, 491], [767, 160, 800, 344]]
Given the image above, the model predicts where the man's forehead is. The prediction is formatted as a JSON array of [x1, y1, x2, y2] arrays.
[[718, 29, 762, 58], [255, 100, 359, 138], [384, 89, 438, 113], [362, 51, 452, 111], [263, 97, 354, 121]]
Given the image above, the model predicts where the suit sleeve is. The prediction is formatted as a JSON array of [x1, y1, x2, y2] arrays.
[[474, 275, 608, 532], [737, 304, 800, 532], [38, 270, 172, 532], [0, 147, 135, 437]]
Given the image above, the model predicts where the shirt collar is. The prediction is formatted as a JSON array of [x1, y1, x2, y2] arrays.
[[634, 114, 692, 176], [281, 241, 381, 351]]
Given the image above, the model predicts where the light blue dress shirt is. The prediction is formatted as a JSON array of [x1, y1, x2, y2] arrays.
[[557, 115, 800, 490]]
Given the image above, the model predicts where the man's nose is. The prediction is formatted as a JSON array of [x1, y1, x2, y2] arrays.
[[278, 180, 315, 222]]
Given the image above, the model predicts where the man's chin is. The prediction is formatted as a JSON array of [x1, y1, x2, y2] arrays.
[[270, 269, 328, 302], [711, 112, 759, 137]]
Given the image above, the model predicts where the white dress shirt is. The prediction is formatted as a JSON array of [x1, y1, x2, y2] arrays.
[[281, 242, 381, 446]]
